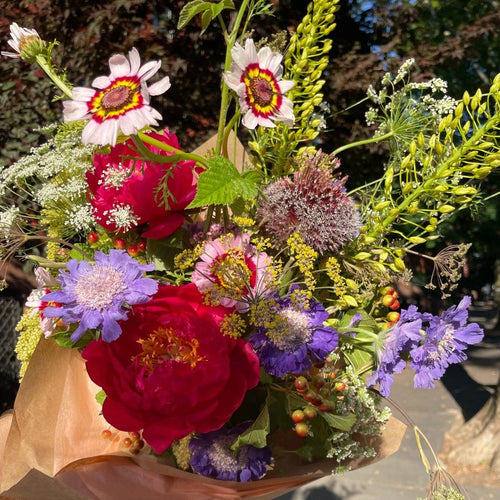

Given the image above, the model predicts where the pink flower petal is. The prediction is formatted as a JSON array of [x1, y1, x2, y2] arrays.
[[148, 76, 171, 96], [138, 60, 161, 81], [127, 47, 141, 75], [109, 53, 130, 79], [92, 75, 112, 89]]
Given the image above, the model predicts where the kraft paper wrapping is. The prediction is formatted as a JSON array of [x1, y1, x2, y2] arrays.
[[0, 337, 406, 499]]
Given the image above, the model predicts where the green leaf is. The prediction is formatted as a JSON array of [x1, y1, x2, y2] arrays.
[[187, 156, 259, 208], [320, 411, 356, 432], [231, 401, 270, 451], [177, 0, 235, 30], [95, 390, 106, 405]]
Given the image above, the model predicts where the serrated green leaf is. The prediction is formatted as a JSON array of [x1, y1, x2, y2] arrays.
[[177, 0, 235, 30], [177, 0, 210, 29], [320, 411, 356, 432], [231, 402, 270, 451], [187, 156, 259, 208]]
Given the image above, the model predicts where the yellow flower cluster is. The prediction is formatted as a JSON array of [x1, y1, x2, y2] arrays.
[[287, 232, 317, 295], [325, 256, 347, 297], [15, 311, 43, 380], [220, 312, 246, 338]]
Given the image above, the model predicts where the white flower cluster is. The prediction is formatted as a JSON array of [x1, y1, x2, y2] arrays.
[[0, 206, 21, 239]]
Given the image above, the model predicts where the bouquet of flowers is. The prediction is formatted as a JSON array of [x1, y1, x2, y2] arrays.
[[0, 0, 498, 497]]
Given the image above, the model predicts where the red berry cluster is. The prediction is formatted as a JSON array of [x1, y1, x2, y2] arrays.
[[380, 286, 401, 327], [292, 369, 347, 437], [101, 428, 145, 455], [86, 232, 147, 257]]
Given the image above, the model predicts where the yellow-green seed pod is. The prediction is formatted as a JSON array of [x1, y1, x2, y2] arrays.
[[345, 279, 358, 291], [402, 183, 413, 195], [434, 184, 448, 193], [384, 167, 394, 187], [409, 236, 427, 244], [374, 201, 391, 211], [462, 91, 470, 106], [470, 96, 478, 110], [454, 102, 464, 119], [409, 140, 417, 156], [425, 225, 437, 232], [452, 186, 477, 196], [455, 196, 472, 204], [379, 250, 389, 262], [429, 217, 438, 226], [417, 132, 425, 148], [363, 236, 376, 244], [393, 257, 406, 272], [400, 154, 413, 170], [438, 169, 453, 178], [477, 103, 487, 116], [462, 121, 470, 134], [343, 295, 358, 307], [474, 167, 492, 178], [389, 208, 399, 217], [435, 142, 444, 156], [438, 205, 455, 214], [354, 252, 372, 261]]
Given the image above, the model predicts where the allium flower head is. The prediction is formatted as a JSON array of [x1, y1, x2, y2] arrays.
[[42, 250, 158, 343], [189, 423, 272, 482], [257, 151, 361, 254], [192, 233, 274, 311], [1, 23, 45, 63], [63, 47, 171, 146], [410, 296, 483, 389], [224, 38, 294, 129], [249, 287, 339, 377]]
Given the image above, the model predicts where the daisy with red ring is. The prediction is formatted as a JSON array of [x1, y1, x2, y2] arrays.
[[63, 47, 171, 146], [192, 233, 274, 312], [224, 38, 295, 129]]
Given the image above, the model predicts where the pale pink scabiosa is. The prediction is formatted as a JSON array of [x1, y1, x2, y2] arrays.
[[192, 233, 274, 311], [63, 47, 171, 146], [257, 151, 361, 254], [86, 129, 198, 239], [41, 250, 158, 343], [224, 38, 294, 129], [1, 23, 44, 62]]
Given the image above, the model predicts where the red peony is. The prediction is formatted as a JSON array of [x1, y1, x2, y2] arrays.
[[86, 128, 198, 239], [82, 283, 261, 453]]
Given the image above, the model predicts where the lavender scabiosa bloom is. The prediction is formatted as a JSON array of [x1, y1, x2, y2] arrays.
[[257, 151, 361, 254], [249, 288, 339, 377], [410, 296, 483, 389], [189, 423, 272, 482], [42, 250, 158, 343], [367, 312, 423, 397]]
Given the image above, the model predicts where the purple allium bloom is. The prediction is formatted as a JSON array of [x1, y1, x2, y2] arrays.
[[249, 290, 339, 377], [367, 317, 423, 397], [42, 250, 158, 343], [189, 423, 272, 482], [257, 151, 361, 254], [410, 296, 483, 389]]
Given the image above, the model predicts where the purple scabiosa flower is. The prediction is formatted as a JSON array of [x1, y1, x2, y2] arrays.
[[189, 423, 272, 482], [42, 250, 158, 343], [249, 288, 339, 377], [257, 151, 361, 254], [367, 315, 423, 397], [410, 296, 483, 389]]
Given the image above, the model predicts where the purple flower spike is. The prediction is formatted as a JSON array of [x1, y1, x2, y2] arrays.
[[42, 249, 158, 343], [189, 423, 272, 482]]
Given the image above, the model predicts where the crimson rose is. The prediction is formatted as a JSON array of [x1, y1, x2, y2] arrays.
[[82, 283, 261, 453]]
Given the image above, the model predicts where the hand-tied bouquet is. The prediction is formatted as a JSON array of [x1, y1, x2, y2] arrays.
[[0, 0, 498, 497]]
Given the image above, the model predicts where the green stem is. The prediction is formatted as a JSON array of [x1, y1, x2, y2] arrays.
[[332, 131, 394, 156], [35, 54, 72, 99], [215, 0, 251, 155], [136, 132, 209, 168]]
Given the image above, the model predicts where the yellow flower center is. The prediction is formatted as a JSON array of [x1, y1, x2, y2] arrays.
[[134, 327, 205, 372]]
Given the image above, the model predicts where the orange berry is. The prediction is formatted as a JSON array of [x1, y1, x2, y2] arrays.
[[389, 299, 400, 310], [382, 294, 395, 307], [294, 422, 309, 437], [101, 429, 112, 439], [292, 409, 306, 423]]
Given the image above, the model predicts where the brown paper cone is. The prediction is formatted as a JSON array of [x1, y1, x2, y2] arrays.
[[0, 336, 406, 499]]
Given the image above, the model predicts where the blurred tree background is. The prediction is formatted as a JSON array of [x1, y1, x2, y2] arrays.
[[1, 0, 498, 299]]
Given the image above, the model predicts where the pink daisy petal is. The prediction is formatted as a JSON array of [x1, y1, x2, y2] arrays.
[[92, 75, 112, 89], [109, 53, 131, 79], [148, 76, 171, 96]]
